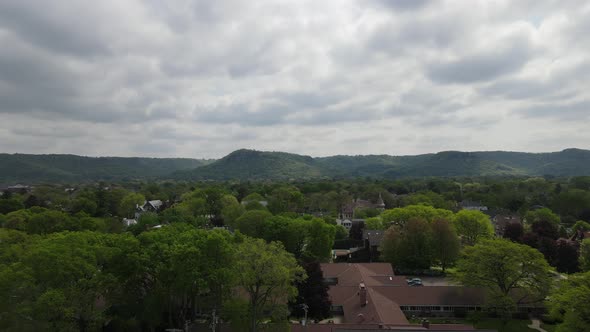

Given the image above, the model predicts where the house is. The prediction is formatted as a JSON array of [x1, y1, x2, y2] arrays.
[[240, 199, 268, 207], [362, 230, 384, 262], [122, 218, 137, 227], [317, 263, 495, 331], [571, 229, 590, 242], [337, 219, 353, 230], [142, 200, 163, 212], [459, 200, 488, 212], [290, 324, 496, 332], [3, 184, 32, 194], [340, 194, 386, 219], [491, 214, 522, 236], [197, 322, 495, 332], [134, 200, 165, 219]]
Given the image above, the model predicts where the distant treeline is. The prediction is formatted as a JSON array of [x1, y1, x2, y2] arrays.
[[2, 148, 590, 183]]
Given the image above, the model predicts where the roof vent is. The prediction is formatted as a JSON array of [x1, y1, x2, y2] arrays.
[[359, 283, 367, 307]]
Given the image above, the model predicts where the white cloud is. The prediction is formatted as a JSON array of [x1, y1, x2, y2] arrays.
[[0, 0, 588, 158]]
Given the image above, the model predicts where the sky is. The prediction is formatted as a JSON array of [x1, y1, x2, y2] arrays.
[[1, 0, 589, 159]]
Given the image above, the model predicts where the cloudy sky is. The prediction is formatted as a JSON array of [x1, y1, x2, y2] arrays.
[[1, 0, 589, 158]]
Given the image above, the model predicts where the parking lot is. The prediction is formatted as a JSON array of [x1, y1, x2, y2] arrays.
[[400, 276, 460, 286]]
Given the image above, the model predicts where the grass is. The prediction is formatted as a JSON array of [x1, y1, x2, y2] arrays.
[[541, 323, 559, 332], [473, 318, 536, 332], [409, 318, 536, 332]]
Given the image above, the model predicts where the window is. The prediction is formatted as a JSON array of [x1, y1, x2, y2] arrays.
[[330, 305, 344, 315]]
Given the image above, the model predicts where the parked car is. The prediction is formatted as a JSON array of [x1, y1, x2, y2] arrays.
[[406, 278, 423, 286]]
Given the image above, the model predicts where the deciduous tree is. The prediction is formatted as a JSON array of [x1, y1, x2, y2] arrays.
[[547, 271, 590, 332], [380, 219, 433, 270], [290, 261, 331, 321], [454, 239, 551, 315], [234, 237, 305, 332], [381, 205, 453, 227], [580, 239, 590, 272], [453, 210, 494, 246], [431, 219, 460, 272]]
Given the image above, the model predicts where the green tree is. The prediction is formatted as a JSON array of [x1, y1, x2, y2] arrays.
[[0, 198, 25, 215], [290, 261, 331, 321], [305, 219, 336, 262], [138, 224, 237, 329], [2, 209, 32, 231], [380, 219, 433, 270], [524, 208, 560, 226], [573, 220, 590, 233], [204, 187, 225, 220], [268, 187, 304, 214], [381, 205, 453, 227], [334, 225, 349, 240], [234, 237, 305, 332], [262, 216, 308, 259], [365, 217, 384, 230], [26, 210, 74, 234], [128, 212, 160, 235], [454, 239, 552, 316], [453, 210, 493, 246], [552, 189, 590, 221], [235, 210, 272, 238], [581, 239, 590, 272], [431, 219, 460, 272], [118, 193, 145, 218], [2, 232, 142, 331], [220, 194, 245, 227], [71, 197, 98, 215], [401, 191, 454, 210], [547, 271, 590, 332]]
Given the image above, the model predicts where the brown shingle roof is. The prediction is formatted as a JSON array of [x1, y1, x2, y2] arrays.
[[320, 264, 487, 328], [290, 324, 490, 331], [372, 286, 485, 306]]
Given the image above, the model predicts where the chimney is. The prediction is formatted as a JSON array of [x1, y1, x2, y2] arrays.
[[359, 283, 367, 307], [422, 319, 430, 329]]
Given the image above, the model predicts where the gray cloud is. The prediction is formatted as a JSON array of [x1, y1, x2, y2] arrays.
[[371, 0, 433, 11], [0, 1, 110, 56], [196, 102, 294, 126], [0, 0, 588, 157], [519, 100, 590, 121], [427, 37, 533, 83]]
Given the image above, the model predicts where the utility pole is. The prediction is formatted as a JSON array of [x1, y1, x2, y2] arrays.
[[209, 309, 218, 332], [300, 304, 309, 329]]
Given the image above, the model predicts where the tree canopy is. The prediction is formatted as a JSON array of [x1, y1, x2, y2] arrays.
[[454, 239, 552, 313]]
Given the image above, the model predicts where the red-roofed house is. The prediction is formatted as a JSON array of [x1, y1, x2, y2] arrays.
[[317, 263, 494, 331]]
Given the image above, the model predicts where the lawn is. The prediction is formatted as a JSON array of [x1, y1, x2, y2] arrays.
[[410, 318, 537, 332], [474, 318, 536, 332], [541, 323, 559, 332]]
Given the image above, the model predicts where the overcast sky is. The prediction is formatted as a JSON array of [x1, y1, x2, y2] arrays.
[[1, 0, 589, 158]]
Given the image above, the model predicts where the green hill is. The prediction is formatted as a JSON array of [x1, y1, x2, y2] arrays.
[[2, 148, 589, 183], [0, 154, 210, 184], [175, 148, 590, 180], [174, 149, 322, 181]]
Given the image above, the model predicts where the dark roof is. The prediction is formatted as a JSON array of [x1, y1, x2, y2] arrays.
[[291, 324, 493, 332], [320, 264, 488, 328], [371, 286, 485, 306], [363, 230, 384, 247], [195, 323, 494, 332]]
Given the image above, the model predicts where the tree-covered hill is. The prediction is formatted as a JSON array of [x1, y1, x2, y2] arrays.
[[173, 149, 323, 181], [3, 148, 590, 183], [0, 154, 210, 184], [174, 148, 590, 180]]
